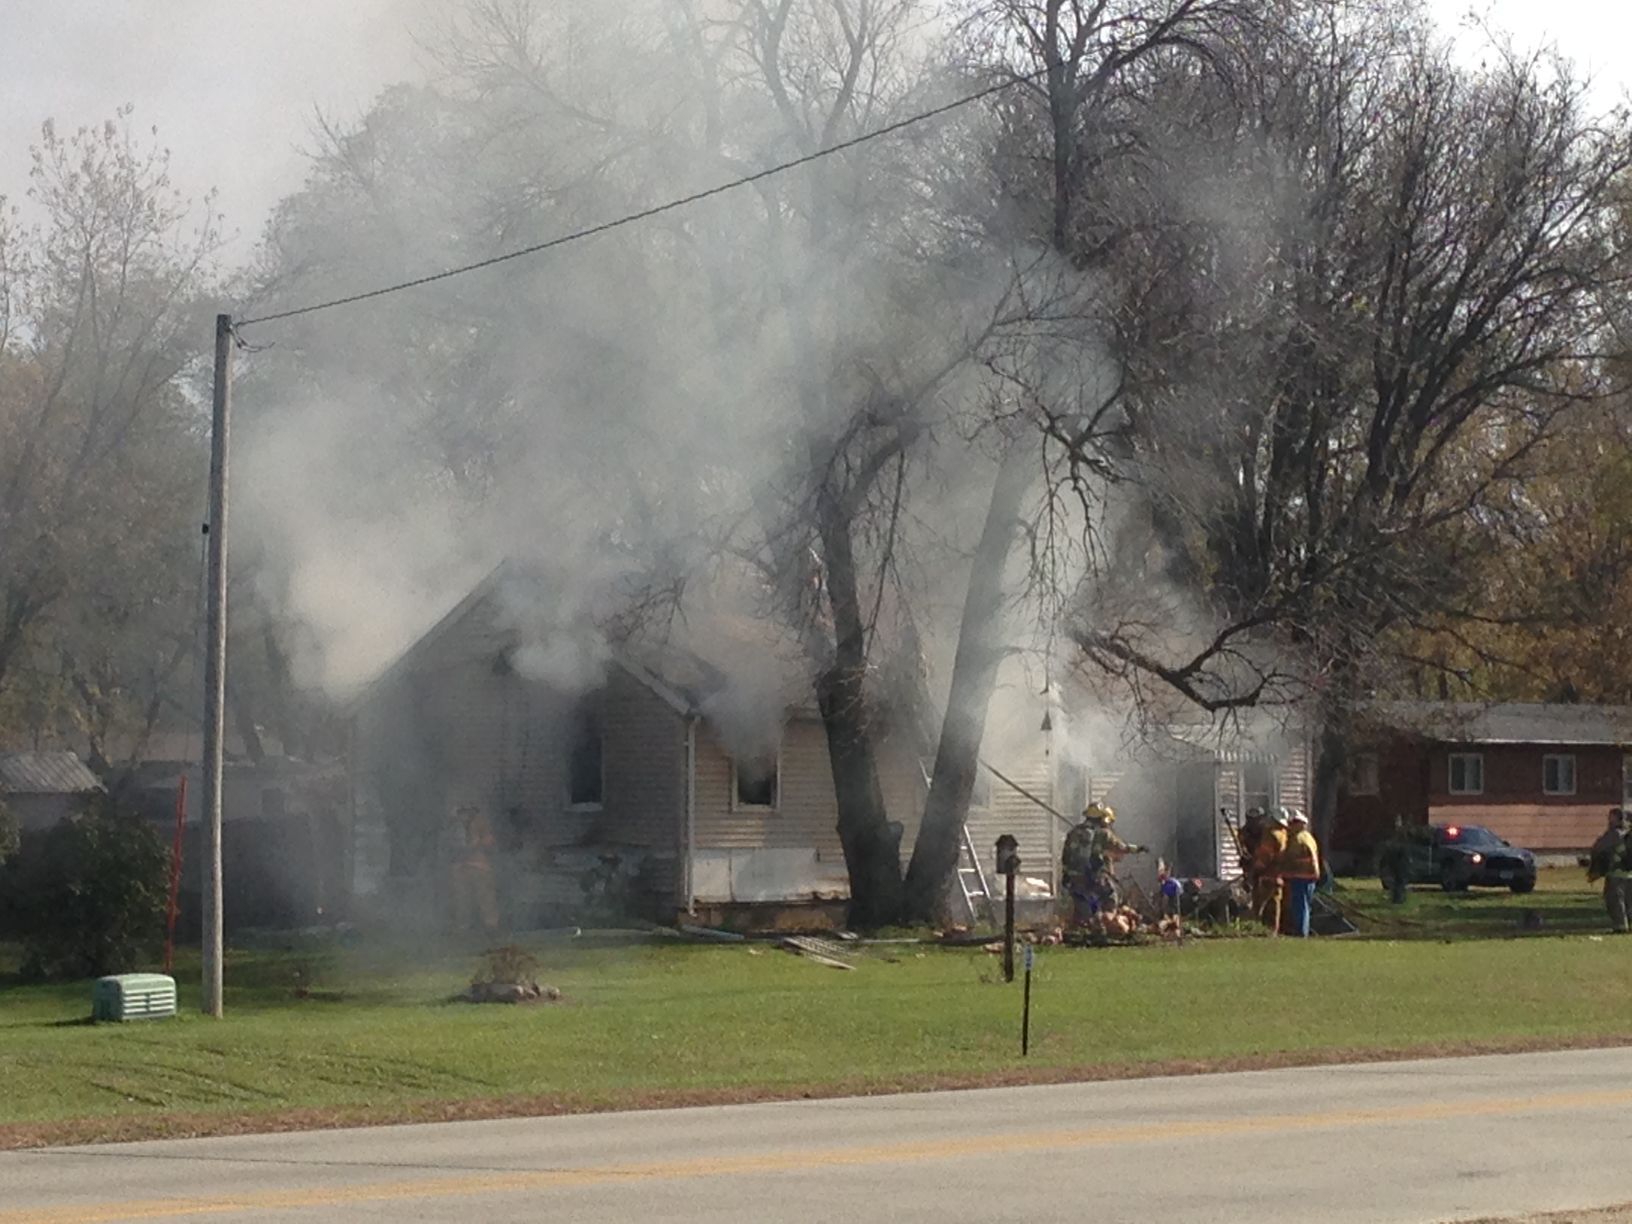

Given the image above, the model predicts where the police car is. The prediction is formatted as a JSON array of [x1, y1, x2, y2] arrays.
[[1385, 823, 1538, 894]]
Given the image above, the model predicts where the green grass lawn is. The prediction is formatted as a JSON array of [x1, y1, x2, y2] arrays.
[[1334, 866, 1610, 938], [2, 868, 1629, 1145]]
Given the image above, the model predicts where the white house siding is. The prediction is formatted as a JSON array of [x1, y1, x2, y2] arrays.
[[688, 718, 930, 904], [968, 746, 1060, 893]]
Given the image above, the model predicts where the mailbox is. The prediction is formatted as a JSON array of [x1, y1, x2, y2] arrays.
[[995, 833, 1021, 876]]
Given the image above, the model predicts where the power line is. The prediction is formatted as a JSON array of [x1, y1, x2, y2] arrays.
[[237, 68, 1043, 329]]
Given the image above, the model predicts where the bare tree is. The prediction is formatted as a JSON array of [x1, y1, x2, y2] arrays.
[[1033, 5, 1632, 846], [0, 112, 219, 756], [899, 0, 1246, 921]]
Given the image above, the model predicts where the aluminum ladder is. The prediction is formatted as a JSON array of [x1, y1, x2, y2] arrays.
[[917, 758, 997, 927], [956, 822, 995, 926]]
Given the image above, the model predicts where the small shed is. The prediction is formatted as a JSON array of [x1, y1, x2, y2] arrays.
[[0, 751, 106, 830]]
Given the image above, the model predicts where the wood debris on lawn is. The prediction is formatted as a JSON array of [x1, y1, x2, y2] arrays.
[[779, 936, 858, 970], [459, 981, 563, 1004]]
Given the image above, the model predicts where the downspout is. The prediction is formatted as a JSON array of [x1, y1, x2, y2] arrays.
[[684, 714, 698, 917]]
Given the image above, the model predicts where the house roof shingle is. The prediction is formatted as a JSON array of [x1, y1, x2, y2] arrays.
[[0, 751, 106, 796], [1369, 701, 1632, 747]]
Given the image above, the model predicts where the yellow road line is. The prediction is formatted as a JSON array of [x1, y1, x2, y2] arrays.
[[8, 1085, 1632, 1224]]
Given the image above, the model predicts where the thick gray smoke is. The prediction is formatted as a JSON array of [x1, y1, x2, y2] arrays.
[[235, 0, 1033, 717]]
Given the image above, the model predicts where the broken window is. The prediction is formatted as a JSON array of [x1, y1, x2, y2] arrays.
[[568, 697, 603, 808], [734, 751, 778, 809]]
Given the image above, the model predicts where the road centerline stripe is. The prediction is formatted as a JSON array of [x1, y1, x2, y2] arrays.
[[7, 1085, 1631, 1224]]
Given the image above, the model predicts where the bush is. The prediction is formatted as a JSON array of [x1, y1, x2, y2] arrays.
[[6, 802, 168, 980]]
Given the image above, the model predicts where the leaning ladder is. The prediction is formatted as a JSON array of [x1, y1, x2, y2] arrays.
[[956, 822, 995, 926], [918, 758, 998, 927]]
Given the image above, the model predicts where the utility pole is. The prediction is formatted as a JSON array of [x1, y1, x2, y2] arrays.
[[201, 313, 233, 1018]]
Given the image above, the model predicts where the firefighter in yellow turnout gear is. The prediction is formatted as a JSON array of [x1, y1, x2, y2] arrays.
[[1061, 803, 1146, 924], [1251, 808, 1289, 932]]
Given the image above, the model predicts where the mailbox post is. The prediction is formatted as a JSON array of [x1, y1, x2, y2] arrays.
[[995, 834, 1020, 983]]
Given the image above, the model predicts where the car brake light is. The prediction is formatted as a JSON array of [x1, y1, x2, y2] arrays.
[[1446, 826, 1461, 838]]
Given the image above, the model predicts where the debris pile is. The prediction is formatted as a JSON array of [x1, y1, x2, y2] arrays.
[[459, 943, 564, 1004], [461, 980, 562, 1004], [1063, 904, 1151, 945]]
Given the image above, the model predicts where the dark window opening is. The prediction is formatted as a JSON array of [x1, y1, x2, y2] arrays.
[[1350, 754, 1381, 796], [735, 755, 778, 808], [568, 699, 603, 807]]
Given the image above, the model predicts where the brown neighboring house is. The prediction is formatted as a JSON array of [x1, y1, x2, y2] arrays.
[[0, 751, 105, 830], [1337, 702, 1632, 854]]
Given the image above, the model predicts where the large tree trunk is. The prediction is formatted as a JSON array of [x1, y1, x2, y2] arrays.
[[814, 496, 904, 929], [901, 446, 1031, 923], [1310, 717, 1347, 867], [1310, 657, 1357, 860]]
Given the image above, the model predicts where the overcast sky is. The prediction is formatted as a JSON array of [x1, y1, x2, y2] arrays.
[[0, 0, 438, 255], [0, 1, 1625, 265]]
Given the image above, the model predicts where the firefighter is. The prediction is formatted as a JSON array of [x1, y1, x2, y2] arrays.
[[1378, 816, 1412, 905], [1280, 809, 1322, 937], [1251, 808, 1289, 931], [449, 802, 501, 936], [1084, 803, 1146, 912], [1587, 808, 1632, 933], [1061, 807, 1097, 925], [1239, 806, 1267, 873]]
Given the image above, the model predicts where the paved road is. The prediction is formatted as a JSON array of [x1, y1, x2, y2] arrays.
[[5, 1048, 1632, 1223]]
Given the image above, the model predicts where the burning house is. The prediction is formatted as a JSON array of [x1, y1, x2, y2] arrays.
[[346, 563, 935, 930], [346, 564, 1309, 930]]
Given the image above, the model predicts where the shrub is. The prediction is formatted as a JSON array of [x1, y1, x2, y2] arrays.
[[7, 802, 167, 980]]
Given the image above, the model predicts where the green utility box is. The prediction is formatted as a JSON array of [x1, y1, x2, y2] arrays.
[[92, 973, 177, 1022]]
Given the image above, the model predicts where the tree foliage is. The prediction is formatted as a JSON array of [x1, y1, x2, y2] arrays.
[[3, 802, 168, 980], [0, 111, 221, 769], [1013, 5, 1632, 838]]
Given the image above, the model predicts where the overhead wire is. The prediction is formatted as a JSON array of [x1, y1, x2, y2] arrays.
[[235, 65, 1047, 329]]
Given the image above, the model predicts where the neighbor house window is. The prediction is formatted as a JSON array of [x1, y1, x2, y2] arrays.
[[1350, 753, 1381, 797], [733, 750, 779, 809], [1448, 753, 1484, 796], [1542, 753, 1576, 796], [567, 698, 603, 808]]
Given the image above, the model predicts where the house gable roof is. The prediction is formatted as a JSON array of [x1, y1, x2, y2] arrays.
[[1368, 701, 1632, 747], [348, 560, 704, 720], [0, 751, 105, 796]]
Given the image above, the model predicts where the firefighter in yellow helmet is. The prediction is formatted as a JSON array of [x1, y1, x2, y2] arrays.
[[1251, 807, 1290, 932], [1062, 803, 1145, 921], [1279, 809, 1322, 937]]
